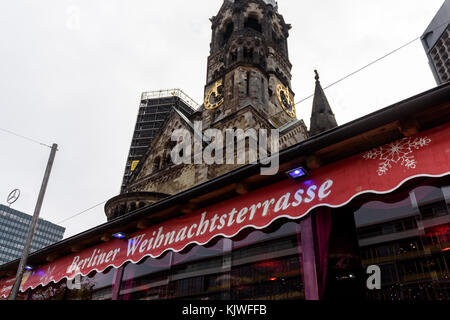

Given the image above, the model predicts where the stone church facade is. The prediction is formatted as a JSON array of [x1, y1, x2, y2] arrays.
[[105, 0, 337, 221]]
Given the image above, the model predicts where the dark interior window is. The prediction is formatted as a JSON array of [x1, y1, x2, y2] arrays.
[[352, 177, 450, 301], [222, 22, 234, 46], [244, 16, 262, 33]]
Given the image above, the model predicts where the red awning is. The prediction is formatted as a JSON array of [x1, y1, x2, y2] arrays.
[[1, 122, 450, 298]]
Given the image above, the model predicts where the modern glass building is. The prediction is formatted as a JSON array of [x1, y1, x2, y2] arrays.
[[0, 204, 65, 266], [421, 0, 450, 85]]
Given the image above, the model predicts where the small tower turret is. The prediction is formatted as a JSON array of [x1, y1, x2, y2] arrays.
[[309, 70, 338, 136]]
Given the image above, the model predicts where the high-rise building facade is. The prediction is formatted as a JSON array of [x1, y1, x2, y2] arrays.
[[0, 204, 65, 266], [421, 0, 450, 85], [120, 89, 199, 193]]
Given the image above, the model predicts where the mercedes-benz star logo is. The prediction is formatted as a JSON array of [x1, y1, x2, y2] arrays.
[[7, 189, 20, 205]]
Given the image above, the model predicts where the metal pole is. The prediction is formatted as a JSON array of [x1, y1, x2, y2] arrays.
[[8, 143, 58, 300]]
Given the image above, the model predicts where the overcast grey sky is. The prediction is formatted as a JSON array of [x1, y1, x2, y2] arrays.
[[0, 0, 445, 239]]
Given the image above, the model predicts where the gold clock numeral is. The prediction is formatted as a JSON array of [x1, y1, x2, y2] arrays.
[[204, 79, 224, 110], [276, 83, 296, 118]]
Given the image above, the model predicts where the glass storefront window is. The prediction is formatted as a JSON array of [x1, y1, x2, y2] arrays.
[[119, 252, 171, 300], [22, 219, 305, 300], [117, 219, 304, 301], [65, 267, 116, 300], [353, 179, 450, 300], [231, 220, 304, 300], [27, 267, 117, 300], [168, 238, 229, 300], [29, 282, 67, 300]]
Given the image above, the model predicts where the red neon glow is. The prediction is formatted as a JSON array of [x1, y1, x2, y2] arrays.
[[269, 277, 277, 281], [425, 225, 450, 237], [442, 247, 450, 252]]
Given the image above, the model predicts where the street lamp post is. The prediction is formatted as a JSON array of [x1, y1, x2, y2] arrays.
[[8, 143, 58, 300]]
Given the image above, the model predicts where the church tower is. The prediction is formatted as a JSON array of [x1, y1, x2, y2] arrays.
[[202, 0, 299, 130], [104, 0, 309, 220]]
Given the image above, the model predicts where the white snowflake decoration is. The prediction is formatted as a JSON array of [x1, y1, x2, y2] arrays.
[[37, 265, 56, 284], [363, 136, 432, 176]]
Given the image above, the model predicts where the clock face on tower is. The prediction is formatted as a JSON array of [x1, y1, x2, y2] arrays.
[[276, 83, 296, 118], [204, 80, 224, 110]]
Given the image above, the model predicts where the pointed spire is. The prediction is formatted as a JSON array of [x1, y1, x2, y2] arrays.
[[309, 70, 338, 136]]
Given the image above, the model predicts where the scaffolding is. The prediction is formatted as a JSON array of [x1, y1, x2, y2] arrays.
[[141, 88, 201, 111], [120, 89, 198, 194]]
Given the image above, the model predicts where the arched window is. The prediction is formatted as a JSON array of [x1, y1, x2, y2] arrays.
[[229, 47, 237, 63], [244, 15, 262, 33], [153, 156, 161, 172], [222, 22, 234, 47], [164, 153, 172, 167], [243, 47, 254, 60]]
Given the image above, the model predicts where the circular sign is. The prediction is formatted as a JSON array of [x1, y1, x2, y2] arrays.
[[7, 189, 20, 205]]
